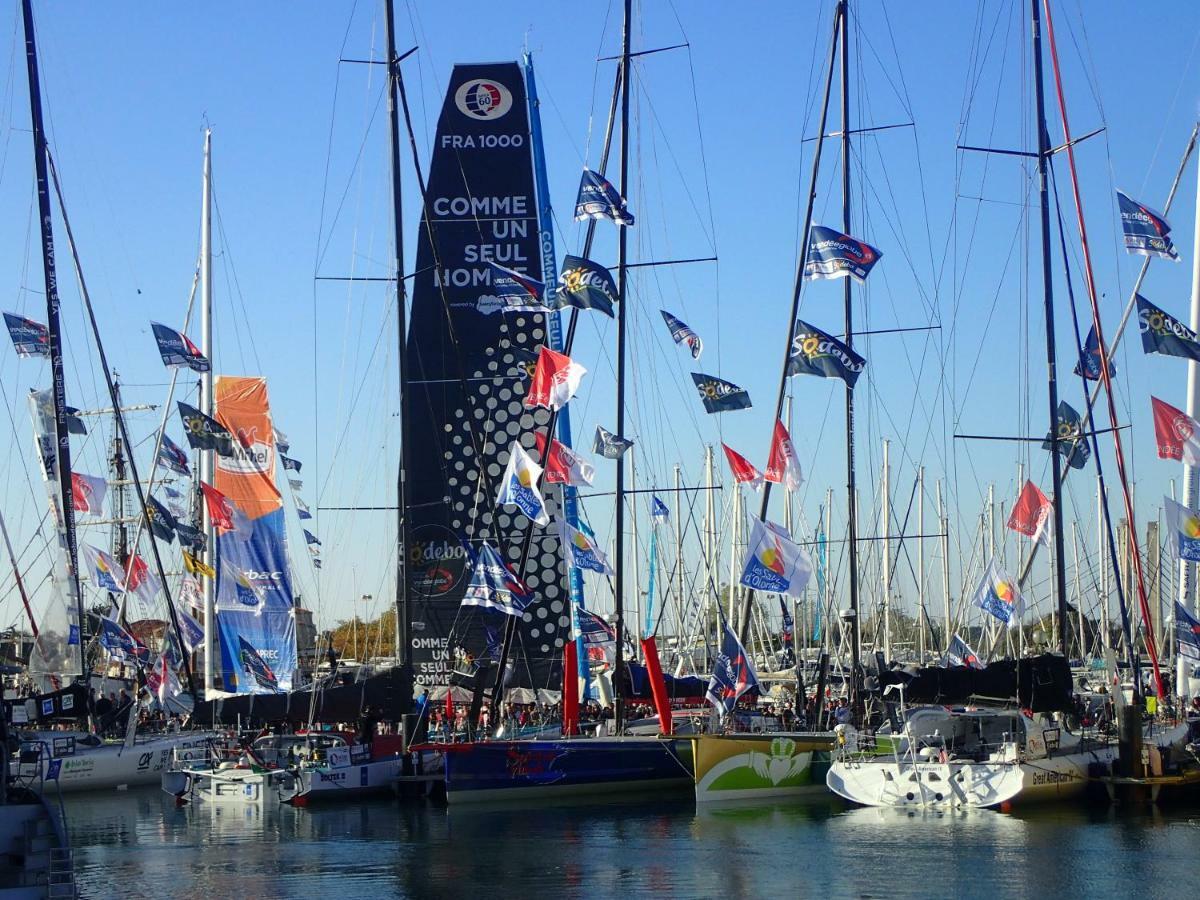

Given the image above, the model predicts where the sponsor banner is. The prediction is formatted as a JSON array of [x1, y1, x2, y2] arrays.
[[213, 376, 296, 693], [404, 63, 568, 689]]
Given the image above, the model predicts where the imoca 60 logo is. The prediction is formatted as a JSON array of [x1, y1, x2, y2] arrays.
[[455, 79, 513, 120]]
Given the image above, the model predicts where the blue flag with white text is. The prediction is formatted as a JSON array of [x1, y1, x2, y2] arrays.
[[1138, 294, 1200, 363], [691, 372, 751, 413], [787, 319, 866, 387], [1117, 191, 1179, 261], [805, 225, 882, 282], [574, 168, 634, 225]]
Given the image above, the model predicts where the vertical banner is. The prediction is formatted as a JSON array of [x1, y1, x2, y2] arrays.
[[404, 63, 569, 691], [213, 376, 297, 693]]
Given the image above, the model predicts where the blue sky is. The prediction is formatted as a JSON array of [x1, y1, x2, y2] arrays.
[[1, 1, 1199, 643]]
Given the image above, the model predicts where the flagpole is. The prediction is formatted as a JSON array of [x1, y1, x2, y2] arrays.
[[1181, 128, 1200, 620], [200, 129, 216, 695], [382, 0, 416, 727], [737, 0, 842, 651], [612, 0, 633, 734]]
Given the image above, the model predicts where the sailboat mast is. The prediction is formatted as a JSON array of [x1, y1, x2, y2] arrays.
[[383, 0, 414, 718], [1030, 0, 1070, 656], [613, 0, 632, 734], [200, 129, 216, 694], [21, 0, 84, 676], [737, 0, 842, 646], [838, 1, 862, 699], [1182, 133, 1200, 615]]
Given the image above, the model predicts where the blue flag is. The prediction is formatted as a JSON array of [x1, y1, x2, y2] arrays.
[[1138, 294, 1200, 363], [787, 319, 866, 387], [303, 529, 321, 546], [3, 312, 49, 357], [461, 542, 533, 617], [805, 225, 882, 282], [484, 261, 548, 313], [98, 617, 149, 666], [660, 310, 703, 360], [151, 322, 210, 372], [555, 255, 617, 317], [177, 402, 235, 457], [1042, 400, 1090, 470], [175, 523, 206, 553], [157, 434, 191, 477], [1117, 191, 1179, 261], [1074, 324, 1115, 381], [706, 622, 760, 718], [650, 496, 670, 522], [496, 441, 549, 526], [145, 496, 178, 543], [691, 373, 751, 413], [574, 168, 634, 226], [593, 425, 633, 459], [577, 607, 615, 653], [943, 633, 984, 669], [1176, 601, 1200, 661], [280, 454, 302, 472]]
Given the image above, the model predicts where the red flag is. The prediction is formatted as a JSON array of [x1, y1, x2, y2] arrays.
[[534, 432, 595, 486], [1152, 396, 1200, 465], [444, 688, 454, 722], [71, 472, 107, 515], [765, 420, 803, 490], [1007, 480, 1051, 544], [525, 347, 586, 411], [201, 481, 235, 531], [721, 443, 763, 489]]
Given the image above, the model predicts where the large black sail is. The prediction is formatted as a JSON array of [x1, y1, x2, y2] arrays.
[[404, 63, 569, 690]]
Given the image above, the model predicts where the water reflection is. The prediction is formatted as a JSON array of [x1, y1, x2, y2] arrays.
[[61, 787, 1200, 899]]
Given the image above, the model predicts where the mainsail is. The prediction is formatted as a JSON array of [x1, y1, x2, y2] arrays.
[[404, 63, 570, 689], [213, 376, 297, 692]]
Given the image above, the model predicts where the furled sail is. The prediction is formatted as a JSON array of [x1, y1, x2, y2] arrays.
[[404, 63, 570, 690]]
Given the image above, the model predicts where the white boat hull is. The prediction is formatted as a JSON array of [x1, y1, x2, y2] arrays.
[[827, 747, 1113, 809], [163, 766, 296, 804], [19, 732, 212, 794]]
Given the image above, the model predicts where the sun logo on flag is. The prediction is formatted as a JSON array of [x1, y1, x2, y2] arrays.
[[758, 534, 786, 575], [1057, 421, 1076, 440], [1146, 310, 1167, 334], [1184, 515, 1200, 539], [994, 580, 1015, 605], [801, 335, 821, 358], [517, 467, 535, 488], [572, 532, 590, 551]]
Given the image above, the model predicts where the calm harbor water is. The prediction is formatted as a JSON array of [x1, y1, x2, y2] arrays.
[[61, 788, 1200, 899]]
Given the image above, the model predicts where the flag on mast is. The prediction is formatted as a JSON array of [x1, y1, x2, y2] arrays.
[[574, 168, 634, 225], [1151, 396, 1200, 465], [1117, 190, 1180, 261], [1073, 324, 1115, 381], [461, 543, 533, 617], [1007, 480, 1052, 546], [558, 519, 614, 575], [660, 310, 703, 360], [765, 420, 803, 490], [177, 402, 235, 457], [3, 312, 49, 357], [786, 319, 866, 386], [1165, 496, 1200, 562], [525, 347, 586, 411], [157, 434, 191, 477], [738, 519, 813, 597], [535, 432, 594, 486], [1138, 294, 1200, 362], [805, 225, 882, 282], [692, 373, 751, 413], [70, 473, 107, 515], [555, 256, 616, 317], [706, 622, 760, 719], [496, 441, 549, 525], [485, 261, 549, 313], [722, 443, 764, 489], [151, 322, 210, 372], [971, 558, 1025, 629]]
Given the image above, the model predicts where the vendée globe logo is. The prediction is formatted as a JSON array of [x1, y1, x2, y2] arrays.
[[455, 79, 513, 120]]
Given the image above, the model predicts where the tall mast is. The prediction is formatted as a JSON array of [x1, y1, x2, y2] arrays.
[[613, 0, 633, 734], [111, 375, 129, 566], [1030, 0, 1070, 656], [383, 0, 414, 717], [738, 1, 842, 647], [200, 129, 216, 694], [1182, 132, 1200, 616], [21, 0, 84, 676], [839, 1, 862, 702]]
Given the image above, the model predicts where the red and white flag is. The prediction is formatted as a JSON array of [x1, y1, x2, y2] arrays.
[[1152, 396, 1200, 466], [200, 481, 251, 539], [1007, 480, 1051, 545], [535, 432, 595, 486], [525, 347, 586, 411], [765, 420, 804, 490], [71, 472, 107, 515], [721, 443, 763, 490]]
